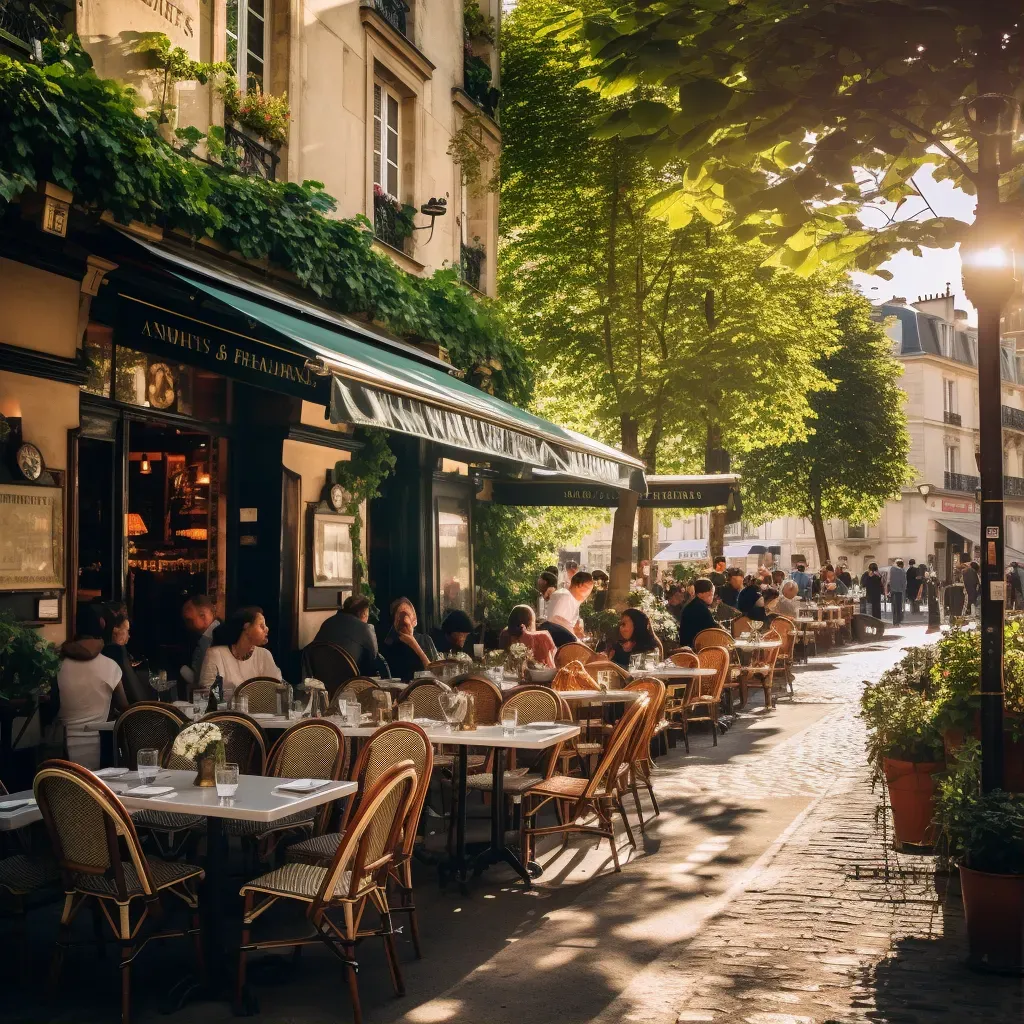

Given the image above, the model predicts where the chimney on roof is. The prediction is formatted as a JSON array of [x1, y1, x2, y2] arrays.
[[913, 289, 955, 323], [955, 309, 969, 321], [889, 296, 907, 305]]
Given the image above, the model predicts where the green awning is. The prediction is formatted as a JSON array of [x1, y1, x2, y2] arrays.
[[170, 271, 646, 492]]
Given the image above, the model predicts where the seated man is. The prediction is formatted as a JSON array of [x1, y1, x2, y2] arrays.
[[313, 594, 380, 675], [678, 578, 718, 649], [539, 571, 594, 647], [180, 595, 220, 693], [430, 609, 475, 655], [380, 597, 439, 681]]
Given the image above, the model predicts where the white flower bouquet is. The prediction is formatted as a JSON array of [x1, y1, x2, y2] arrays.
[[451, 651, 473, 663], [172, 721, 224, 762], [508, 642, 529, 660]]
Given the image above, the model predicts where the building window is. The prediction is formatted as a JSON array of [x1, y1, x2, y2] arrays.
[[938, 322, 953, 358], [945, 445, 960, 476], [226, 0, 267, 91], [724, 521, 741, 538], [437, 495, 471, 614], [943, 378, 956, 415], [847, 522, 867, 539], [373, 82, 400, 197]]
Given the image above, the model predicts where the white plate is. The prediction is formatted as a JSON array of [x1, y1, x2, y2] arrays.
[[124, 785, 176, 797], [0, 799, 34, 812], [275, 779, 330, 794], [93, 767, 130, 778]]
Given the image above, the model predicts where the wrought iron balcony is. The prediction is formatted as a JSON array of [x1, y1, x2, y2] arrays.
[[367, 0, 408, 35], [460, 243, 484, 290], [943, 410, 962, 426], [944, 471, 980, 493], [224, 124, 279, 181], [1004, 406, 1024, 432], [0, 0, 72, 55], [1005, 475, 1024, 498], [373, 191, 408, 252]]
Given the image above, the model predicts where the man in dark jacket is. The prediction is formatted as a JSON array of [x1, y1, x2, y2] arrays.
[[314, 594, 380, 675], [961, 560, 980, 614], [737, 577, 767, 622], [861, 563, 884, 619], [717, 568, 744, 608], [678, 578, 719, 648]]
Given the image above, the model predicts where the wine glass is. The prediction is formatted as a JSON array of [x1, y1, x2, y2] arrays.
[[439, 691, 467, 732]]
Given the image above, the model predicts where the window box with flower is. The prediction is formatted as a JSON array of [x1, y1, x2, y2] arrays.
[[372, 184, 417, 252], [220, 80, 290, 180]]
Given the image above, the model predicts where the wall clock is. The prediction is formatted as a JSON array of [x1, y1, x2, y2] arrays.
[[15, 442, 44, 481]]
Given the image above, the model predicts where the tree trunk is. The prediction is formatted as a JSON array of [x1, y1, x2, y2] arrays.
[[705, 420, 727, 565], [637, 506, 655, 569], [810, 510, 830, 566], [608, 415, 640, 609], [709, 509, 725, 565]]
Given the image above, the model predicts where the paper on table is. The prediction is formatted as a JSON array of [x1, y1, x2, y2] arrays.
[[124, 785, 176, 797], [275, 779, 330, 794], [93, 767, 130, 778], [0, 799, 34, 812]]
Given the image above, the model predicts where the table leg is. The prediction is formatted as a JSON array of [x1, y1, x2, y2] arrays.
[[472, 748, 532, 887], [438, 746, 471, 892]]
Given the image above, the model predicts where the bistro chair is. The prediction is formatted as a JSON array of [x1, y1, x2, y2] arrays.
[[113, 702, 188, 770], [521, 696, 648, 873], [676, 647, 729, 753], [301, 641, 360, 698], [332, 677, 381, 714], [621, 678, 666, 830], [236, 762, 417, 1024], [226, 720, 349, 859], [664, 649, 698, 748], [551, 661, 595, 691], [34, 760, 204, 1024], [287, 723, 433, 958], [196, 711, 268, 775], [396, 679, 451, 718], [731, 616, 753, 638], [454, 675, 504, 726], [553, 661, 604, 772], [693, 627, 734, 652], [738, 628, 782, 710], [554, 642, 597, 668], [769, 615, 797, 693], [233, 676, 290, 715]]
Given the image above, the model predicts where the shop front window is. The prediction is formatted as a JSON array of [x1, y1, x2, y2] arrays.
[[437, 495, 471, 614]]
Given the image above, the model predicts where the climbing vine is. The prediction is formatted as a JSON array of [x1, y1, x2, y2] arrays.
[[333, 431, 398, 604]]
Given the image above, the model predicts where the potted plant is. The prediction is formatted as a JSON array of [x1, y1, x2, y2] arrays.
[[220, 80, 291, 147], [861, 649, 945, 849], [936, 738, 1024, 973]]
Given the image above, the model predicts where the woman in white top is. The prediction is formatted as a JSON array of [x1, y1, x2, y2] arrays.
[[198, 606, 282, 701], [57, 637, 128, 770]]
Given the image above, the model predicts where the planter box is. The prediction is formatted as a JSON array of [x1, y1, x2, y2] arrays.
[[960, 865, 1024, 973], [883, 757, 943, 849], [943, 711, 1024, 791]]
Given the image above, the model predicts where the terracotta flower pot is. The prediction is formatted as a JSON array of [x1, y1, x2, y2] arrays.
[[883, 757, 942, 848], [943, 713, 1024, 792], [960, 865, 1024, 974]]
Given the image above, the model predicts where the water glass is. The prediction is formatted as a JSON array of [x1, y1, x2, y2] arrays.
[[473, 643, 485, 661], [192, 689, 208, 718], [234, 694, 249, 715], [501, 708, 518, 737], [137, 748, 159, 784], [215, 762, 239, 799], [398, 700, 414, 722], [488, 666, 504, 684], [628, 653, 643, 672], [597, 669, 613, 692]]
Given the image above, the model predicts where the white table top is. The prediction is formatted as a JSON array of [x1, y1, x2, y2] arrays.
[[733, 639, 782, 651], [2, 771, 357, 829], [556, 689, 644, 703], [323, 719, 580, 750], [634, 666, 719, 679], [0, 795, 41, 832]]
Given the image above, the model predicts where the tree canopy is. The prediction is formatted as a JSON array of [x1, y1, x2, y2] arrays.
[[562, 1, 1024, 274], [501, 0, 838, 602], [741, 289, 913, 563]]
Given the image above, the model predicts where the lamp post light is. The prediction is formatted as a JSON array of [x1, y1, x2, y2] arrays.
[[961, 212, 1020, 793]]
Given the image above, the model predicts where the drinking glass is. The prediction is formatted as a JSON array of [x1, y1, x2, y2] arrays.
[[137, 748, 159, 784], [333, 699, 349, 723], [192, 689, 208, 718], [398, 701, 414, 722], [597, 669, 613, 692], [628, 653, 643, 672], [488, 666, 504, 684], [501, 708, 518, 737], [234, 694, 249, 715], [473, 643, 485, 661], [215, 762, 239, 799]]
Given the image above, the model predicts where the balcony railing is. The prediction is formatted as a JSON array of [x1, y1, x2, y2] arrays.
[[225, 124, 279, 181], [368, 0, 408, 35], [460, 243, 484, 290], [0, 0, 72, 54], [945, 471, 980, 493], [943, 410, 962, 426], [1004, 406, 1024, 432], [1005, 475, 1024, 498], [373, 191, 408, 252]]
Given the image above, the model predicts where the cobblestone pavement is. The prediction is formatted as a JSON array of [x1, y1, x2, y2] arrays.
[[605, 625, 1024, 1024]]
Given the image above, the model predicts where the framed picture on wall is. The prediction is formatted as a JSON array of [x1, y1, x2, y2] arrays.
[[0, 482, 65, 590], [311, 511, 354, 588]]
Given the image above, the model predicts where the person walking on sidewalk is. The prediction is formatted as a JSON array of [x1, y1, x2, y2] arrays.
[[1009, 562, 1024, 611], [887, 559, 906, 625], [861, 562, 884, 620], [906, 558, 921, 613], [962, 560, 980, 615]]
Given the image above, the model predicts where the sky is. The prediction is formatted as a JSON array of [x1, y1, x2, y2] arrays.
[[849, 167, 978, 323]]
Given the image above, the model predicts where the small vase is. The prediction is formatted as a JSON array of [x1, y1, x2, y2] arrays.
[[194, 755, 217, 788]]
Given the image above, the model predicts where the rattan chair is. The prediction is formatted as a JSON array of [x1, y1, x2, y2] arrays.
[[454, 675, 503, 726], [551, 660, 595, 691], [738, 628, 782, 709], [330, 677, 381, 714], [554, 642, 596, 668], [674, 646, 729, 753], [693, 627, 735, 652], [237, 761, 417, 1024], [113, 702, 188, 770], [301, 641, 360, 698], [225, 720, 349, 857], [521, 696, 648, 873], [396, 679, 451, 718], [286, 722, 434, 957], [35, 760, 204, 1024], [197, 711, 268, 774], [731, 616, 753, 638], [621, 678, 666, 829], [552, 662, 604, 771], [769, 615, 797, 693], [233, 675, 290, 715]]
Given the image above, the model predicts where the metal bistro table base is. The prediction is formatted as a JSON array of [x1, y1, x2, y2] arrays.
[[441, 746, 534, 893]]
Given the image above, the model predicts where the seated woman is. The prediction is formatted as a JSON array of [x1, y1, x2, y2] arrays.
[[381, 597, 439, 682], [199, 606, 282, 702], [101, 612, 151, 704], [499, 604, 557, 668], [603, 608, 660, 669], [430, 609, 475, 656], [58, 634, 128, 770]]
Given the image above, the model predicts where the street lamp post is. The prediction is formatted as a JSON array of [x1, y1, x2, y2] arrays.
[[961, 173, 1019, 792]]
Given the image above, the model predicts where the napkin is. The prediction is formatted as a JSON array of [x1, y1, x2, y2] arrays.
[[276, 779, 330, 793], [0, 799, 34, 812], [124, 785, 175, 797], [93, 767, 130, 778]]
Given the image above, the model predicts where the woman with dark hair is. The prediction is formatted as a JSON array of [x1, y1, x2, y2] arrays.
[[500, 604, 557, 668], [198, 606, 281, 701], [603, 608, 659, 668], [431, 609, 475, 655]]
